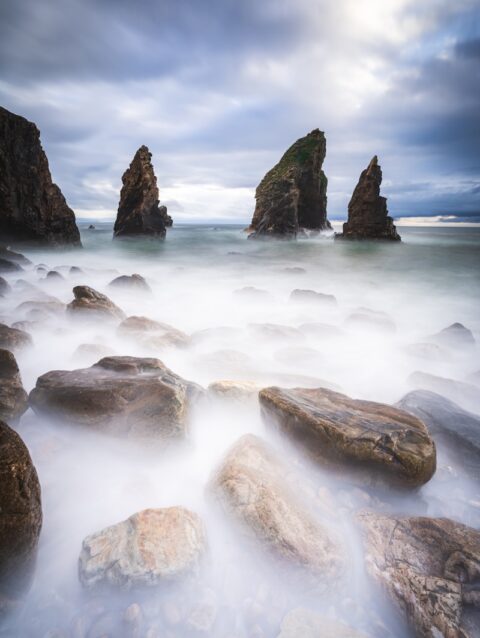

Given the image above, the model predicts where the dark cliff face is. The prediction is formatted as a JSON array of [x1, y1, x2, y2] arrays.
[[336, 156, 401, 241], [114, 145, 171, 238], [249, 129, 331, 239], [0, 107, 81, 247]]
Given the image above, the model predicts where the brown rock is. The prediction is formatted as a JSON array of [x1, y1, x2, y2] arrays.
[[259, 386, 436, 487], [0, 349, 28, 423], [107, 274, 151, 292], [0, 322, 32, 351], [67, 286, 126, 322], [118, 315, 190, 348]]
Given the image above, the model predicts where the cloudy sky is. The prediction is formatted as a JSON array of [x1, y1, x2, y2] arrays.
[[1, 0, 479, 222]]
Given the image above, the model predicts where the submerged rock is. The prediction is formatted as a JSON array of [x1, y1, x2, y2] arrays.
[[278, 608, 368, 638], [79, 507, 206, 589], [0, 349, 28, 423], [118, 315, 190, 348], [357, 511, 480, 637], [248, 129, 331, 238], [29, 356, 203, 440], [408, 371, 480, 414], [259, 387, 436, 487], [209, 434, 344, 581], [67, 285, 126, 322], [429, 322, 476, 349], [0, 420, 42, 612], [345, 308, 396, 333], [108, 273, 151, 292], [0, 106, 81, 246], [335, 156, 400, 241], [0, 323, 32, 351], [289, 289, 337, 306], [114, 145, 171, 239]]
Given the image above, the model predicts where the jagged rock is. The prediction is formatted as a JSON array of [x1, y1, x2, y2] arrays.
[[429, 322, 476, 349], [336, 156, 400, 241], [408, 371, 480, 414], [278, 608, 368, 638], [29, 356, 203, 440], [118, 315, 190, 348], [248, 129, 331, 238], [0, 107, 81, 246], [259, 387, 436, 487], [0, 349, 28, 423], [0, 323, 32, 351], [108, 273, 151, 292], [289, 289, 337, 305], [357, 511, 480, 637], [0, 277, 11, 296], [114, 145, 171, 238], [79, 507, 206, 589], [0, 420, 42, 612], [209, 434, 344, 580], [67, 286, 126, 321]]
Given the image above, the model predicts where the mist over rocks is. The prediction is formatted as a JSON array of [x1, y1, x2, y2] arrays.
[[108, 273, 151, 292], [0, 349, 28, 423], [0, 107, 81, 247], [114, 145, 171, 239], [0, 322, 32, 351], [248, 129, 331, 239], [335, 156, 400, 241], [67, 285, 126, 322]]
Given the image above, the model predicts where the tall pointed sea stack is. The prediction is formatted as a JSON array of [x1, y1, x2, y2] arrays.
[[336, 156, 400, 241], [0, 107, 81, 246], [248, 129, 331, 239], [114, 145, 171, 239]]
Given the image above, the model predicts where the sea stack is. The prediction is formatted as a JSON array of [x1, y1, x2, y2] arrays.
[[0, 107, 81, 246], [336, 156, 400, 241], [248, 129, 331, 239], [114, 145, 171, 239]]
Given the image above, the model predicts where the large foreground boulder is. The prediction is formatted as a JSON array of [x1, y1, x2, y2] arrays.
[[67, 286, 126, 322], [357, 511, 480, 637], [259, 387, 436, 487], [0, 323, 32, 351], [0, 106, 81, 246], [29, 356, 203, 440], [335, 156, 400, 241], [0, 420, 42, 613], [248, 129, 331, 238], [79, 507, 206, 589], [0, 349, 28, 423], [114, 145, 171, 238], [209, 434, 343, 581]]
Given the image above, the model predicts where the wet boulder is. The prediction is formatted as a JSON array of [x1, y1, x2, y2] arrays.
[[0, 420, 42, 612], [357, 511, 480, 638], [67, 286, 126, 322], [108, 273, 151, 292], [79, 507, 206, 590], [408, 371, 480, 414], [209, 434, 344, 581], [0, 323, 32, 351], [0, 349, 28, 423], [259, 387, 436, 488], [118, 315, 190, 348], [29, 356, 203, 441]]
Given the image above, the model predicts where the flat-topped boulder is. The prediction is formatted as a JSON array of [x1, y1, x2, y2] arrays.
[[0, 107, 81, 246], [67, 286, 126, 321], [335, 156, 400, 241], [259, 387, 436, 487], [118, 315, 190, 348], [0, 349, 28, 423], [0, 323, 32, 351], [79, 507, 206, 589], [357, 511, 480, 637], [209, 434, 344, 581], [29, 356, 203, 440], [0, 420, 42, 613], [248, 129, 331, 239]]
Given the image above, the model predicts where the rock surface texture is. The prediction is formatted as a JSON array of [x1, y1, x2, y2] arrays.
[[248, 129, 331, 238], [79, 507, 206, 589], [29, 356, 202, 440], [114, 145, 171, 238], [0, 349, 28, 423], [0, 323, 32, 351], [0, 420, 42, 612], [67, 285, 126, 322], [357, 511, 480, 638], [336, 156, 400, 241], [210, 434, 343, 581], [259, 387, 436, 487], [0, 107, 81, 246]]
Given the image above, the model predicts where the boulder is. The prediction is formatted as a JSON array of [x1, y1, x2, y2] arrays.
[[15, 299, 66, 320], [45, 270, 63, 280], [0, 349, 28, 423], [357, 511, 480, 637], [67, 286, 126, 321], [0, 107, 81, 246], [207, 380, 260, 401], [277, 608, 368, 638], [0, 246, 31, 266], [29, 356, 203, 440], [345, 308, 396, 333], [408, 371, 480, 414], [113, 145, 171, 238], [289, 289, 337, 306], [429, 322, 476, 349], [0, 277, 11, 296], [209, 434, 343, 581], [248, 129, 331, 238], [118, 315, 190, 348], [0, 323, 32, 351], [0, 258, 21, 273], [259, 387, 436, 487], [335, 156, 400, 241], [79, 507, 206, 589], [0, 420, 42, 612], [108, 274, 151, 292]]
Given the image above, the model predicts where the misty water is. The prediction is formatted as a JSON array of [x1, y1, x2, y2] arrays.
[[2, 223, 480, 637]]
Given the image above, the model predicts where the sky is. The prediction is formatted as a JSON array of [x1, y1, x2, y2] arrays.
[[1, 0, 479, 223]]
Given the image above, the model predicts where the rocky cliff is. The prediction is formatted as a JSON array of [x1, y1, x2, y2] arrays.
[[114, 145, 171, 238], [249, 129, 331, 238], [0, 107, 81, 246], [336, 156, 400, 241]]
